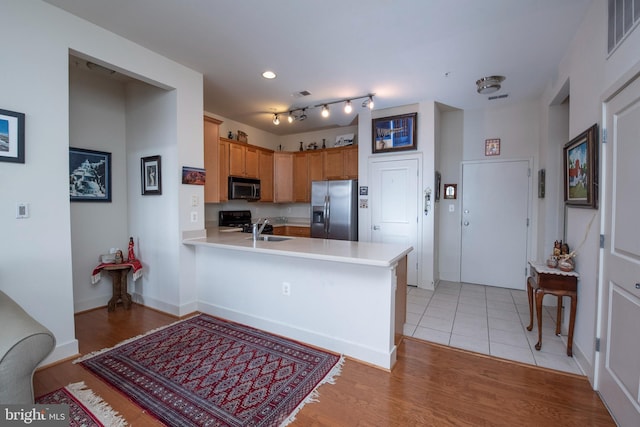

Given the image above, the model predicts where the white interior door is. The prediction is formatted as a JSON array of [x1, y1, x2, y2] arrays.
[[460, 160, 530, 289], [370, 158, 419, 285], [598, 74, 640, 427]]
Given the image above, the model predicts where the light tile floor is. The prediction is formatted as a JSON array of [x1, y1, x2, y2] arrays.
[[404, 281, 583, 375]]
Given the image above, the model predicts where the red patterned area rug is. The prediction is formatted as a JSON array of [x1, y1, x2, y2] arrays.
[[36, 382, 128, 426], [75, 314, 343, 426]]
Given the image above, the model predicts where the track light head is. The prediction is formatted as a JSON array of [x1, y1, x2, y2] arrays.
[[287, 112, 294, 123], [344, 100, 352, 114], [321, 105, 330, 118], [273, 114, 280, 125]]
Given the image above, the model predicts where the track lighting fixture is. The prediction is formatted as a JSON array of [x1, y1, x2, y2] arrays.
[[271, 94, 375, 125], [476, 76, 505, 94]]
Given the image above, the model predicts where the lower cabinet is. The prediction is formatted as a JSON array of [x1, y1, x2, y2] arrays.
[[272, 226, 311, 238]]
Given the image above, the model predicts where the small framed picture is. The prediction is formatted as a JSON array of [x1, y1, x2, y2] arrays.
[[182, 166, 206, 185], [485, 138, 500, 156], [443, 184, 457, 200], [564, 124, 598, 208], [0, 108, 25, 164], [372, 113, 417, 153], [69, 147, 111, 202], [141, 155, 162, 195]]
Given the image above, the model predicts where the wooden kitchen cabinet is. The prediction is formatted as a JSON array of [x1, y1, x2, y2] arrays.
[[293, 152, 309, 202], [229, 141, 259, 178], [203, 116, 223, 203], [258, 148, 274, 202], [273, 225, 311, 237], [308, 151, 324, 182], [273, 152, 293, 203], [218, 138, 229, 201], [324, 145, 358, 180]]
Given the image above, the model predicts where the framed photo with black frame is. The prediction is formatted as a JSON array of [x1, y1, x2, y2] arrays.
[[69, 147, 111, 202], [141, 155, 162, 195], [0, 108, 25, 164], [372, 113, 417, 153], [563, 123, 598, 208]]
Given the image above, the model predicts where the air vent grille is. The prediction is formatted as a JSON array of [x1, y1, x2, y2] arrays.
[[292, 90, 312, 98], [488, 93, 509, 101]]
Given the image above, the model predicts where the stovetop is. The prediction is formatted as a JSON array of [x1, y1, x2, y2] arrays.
[[219, 210, 273, 234]]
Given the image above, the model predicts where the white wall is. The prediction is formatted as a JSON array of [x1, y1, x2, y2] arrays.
[[0, 1, 203, 364]]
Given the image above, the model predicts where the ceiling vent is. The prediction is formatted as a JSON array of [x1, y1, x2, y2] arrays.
[[488, 93, 509, 101], [292, 90, 312, 98]]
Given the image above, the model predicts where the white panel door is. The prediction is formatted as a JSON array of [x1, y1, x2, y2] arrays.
[[598, 74, 640, 427], [370, 158, 419, 285], [460, 160, 530, 289]]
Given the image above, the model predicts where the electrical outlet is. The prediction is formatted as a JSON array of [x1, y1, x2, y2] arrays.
[[190, 211, 198, 222], [282, 282, 291, 296], [16, 203, 30, 219], [191, 195, 198, 207]]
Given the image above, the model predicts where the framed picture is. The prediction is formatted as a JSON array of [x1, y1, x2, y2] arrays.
[[443, 184, 457, 200], [69, 147, 111, 202], [372, 113, 417, 153], [141, 155, 162, 195], [485, 138, 500, 156], [237, 130, 248, 143], [563, 124, 598, 208], [0, 108, 25, 163], [182, 166, 206, 185]]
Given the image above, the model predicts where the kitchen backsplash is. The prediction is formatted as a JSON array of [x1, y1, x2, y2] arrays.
[[205, 201, 310, 228]]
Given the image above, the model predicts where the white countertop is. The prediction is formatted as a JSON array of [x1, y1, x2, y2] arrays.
[[183, 229, 412, 267]]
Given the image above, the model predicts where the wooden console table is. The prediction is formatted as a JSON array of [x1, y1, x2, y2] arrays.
[[526, 261, 579, 356]]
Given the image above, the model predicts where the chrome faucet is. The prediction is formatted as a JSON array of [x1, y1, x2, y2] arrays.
[[252, 218, 269, 241]]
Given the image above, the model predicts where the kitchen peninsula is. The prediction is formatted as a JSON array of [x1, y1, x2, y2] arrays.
[[183, 230, 412, 369]]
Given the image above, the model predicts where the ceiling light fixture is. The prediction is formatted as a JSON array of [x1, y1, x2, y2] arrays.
[[262, 70, 276, 79], [272, 114, 280, 125], [476, 75, 505, 94], [270, 94, 375, 125]]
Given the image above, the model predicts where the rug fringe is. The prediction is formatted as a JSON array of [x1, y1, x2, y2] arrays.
[[279, 354, 345, 427], [66, 382, 128, 427], [73, 314, 201, 363]]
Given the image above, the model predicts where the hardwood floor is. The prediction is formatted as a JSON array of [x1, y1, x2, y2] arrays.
[[34, 304, 614, 426]]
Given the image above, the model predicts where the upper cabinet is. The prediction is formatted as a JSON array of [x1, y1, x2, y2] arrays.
[[228, 140, 259, 178], [324, 145, 358, 180], [273, 152, 294, 203], [258, 148, 274, 202], [203, 116, 223, 203]]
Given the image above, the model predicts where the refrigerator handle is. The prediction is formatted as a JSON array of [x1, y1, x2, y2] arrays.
[[324, 195, 330, 234]]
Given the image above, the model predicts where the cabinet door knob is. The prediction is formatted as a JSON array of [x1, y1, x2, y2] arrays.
[[636, 283, 640, 289]]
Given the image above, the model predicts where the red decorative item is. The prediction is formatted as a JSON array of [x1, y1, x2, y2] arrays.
[[128, 237, 135, 261]]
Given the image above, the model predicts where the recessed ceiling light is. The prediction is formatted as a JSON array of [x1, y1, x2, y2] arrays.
[[262, 70, 276, 79]]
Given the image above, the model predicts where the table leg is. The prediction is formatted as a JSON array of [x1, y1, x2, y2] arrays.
[[119, 269, 132, 310], [555, 296, 562, 336], [567, 294, 577, 357], [107, 270, 120, 312], [535, 289, 544, 351], [526, 277, 534, 331]]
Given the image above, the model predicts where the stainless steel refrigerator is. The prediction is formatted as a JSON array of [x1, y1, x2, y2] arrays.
[[311, 179, 358, 241]]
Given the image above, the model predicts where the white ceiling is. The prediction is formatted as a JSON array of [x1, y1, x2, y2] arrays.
[[45, 0, 591, 135]]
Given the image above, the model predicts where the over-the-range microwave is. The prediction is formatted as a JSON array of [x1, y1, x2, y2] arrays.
[[228, 176, 261, 201]]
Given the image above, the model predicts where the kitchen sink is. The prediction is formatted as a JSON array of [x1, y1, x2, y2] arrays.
[[246, 235, 293, 242]]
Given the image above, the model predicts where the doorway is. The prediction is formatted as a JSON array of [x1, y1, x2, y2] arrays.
[[460, 160, 531, 289]]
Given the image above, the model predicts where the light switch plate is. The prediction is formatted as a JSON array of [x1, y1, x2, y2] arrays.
[[16, 203, 30, 219]]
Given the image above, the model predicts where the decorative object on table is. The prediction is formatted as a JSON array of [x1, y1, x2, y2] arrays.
[[181, 166, 205, 185], [140, 155, 161, 195], [335, 133, 355, 147], [546, 257, 558, 268], [372, 113, 416, 153], [299, 141, 304, 151], [37, 382, 128, 427], [538, 168, 545, 198], [75, 314, 343, 427], [114, 250, 123, 264], [563, 123, 598, 208], [322, 138, 326, 149], [485, 138, 501, 156], [236, 130, 248, 143], [127, 237, 135, 261], [69, 147, 111, 202], [443, 183, 457, 199], [0, 108, 25, 164], [100, 253, 115, 264]]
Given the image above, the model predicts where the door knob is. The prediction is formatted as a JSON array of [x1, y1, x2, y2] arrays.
[[463, 221, 470, 226], [636, 283, 640, 289], [373, 225, 380, 230]]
